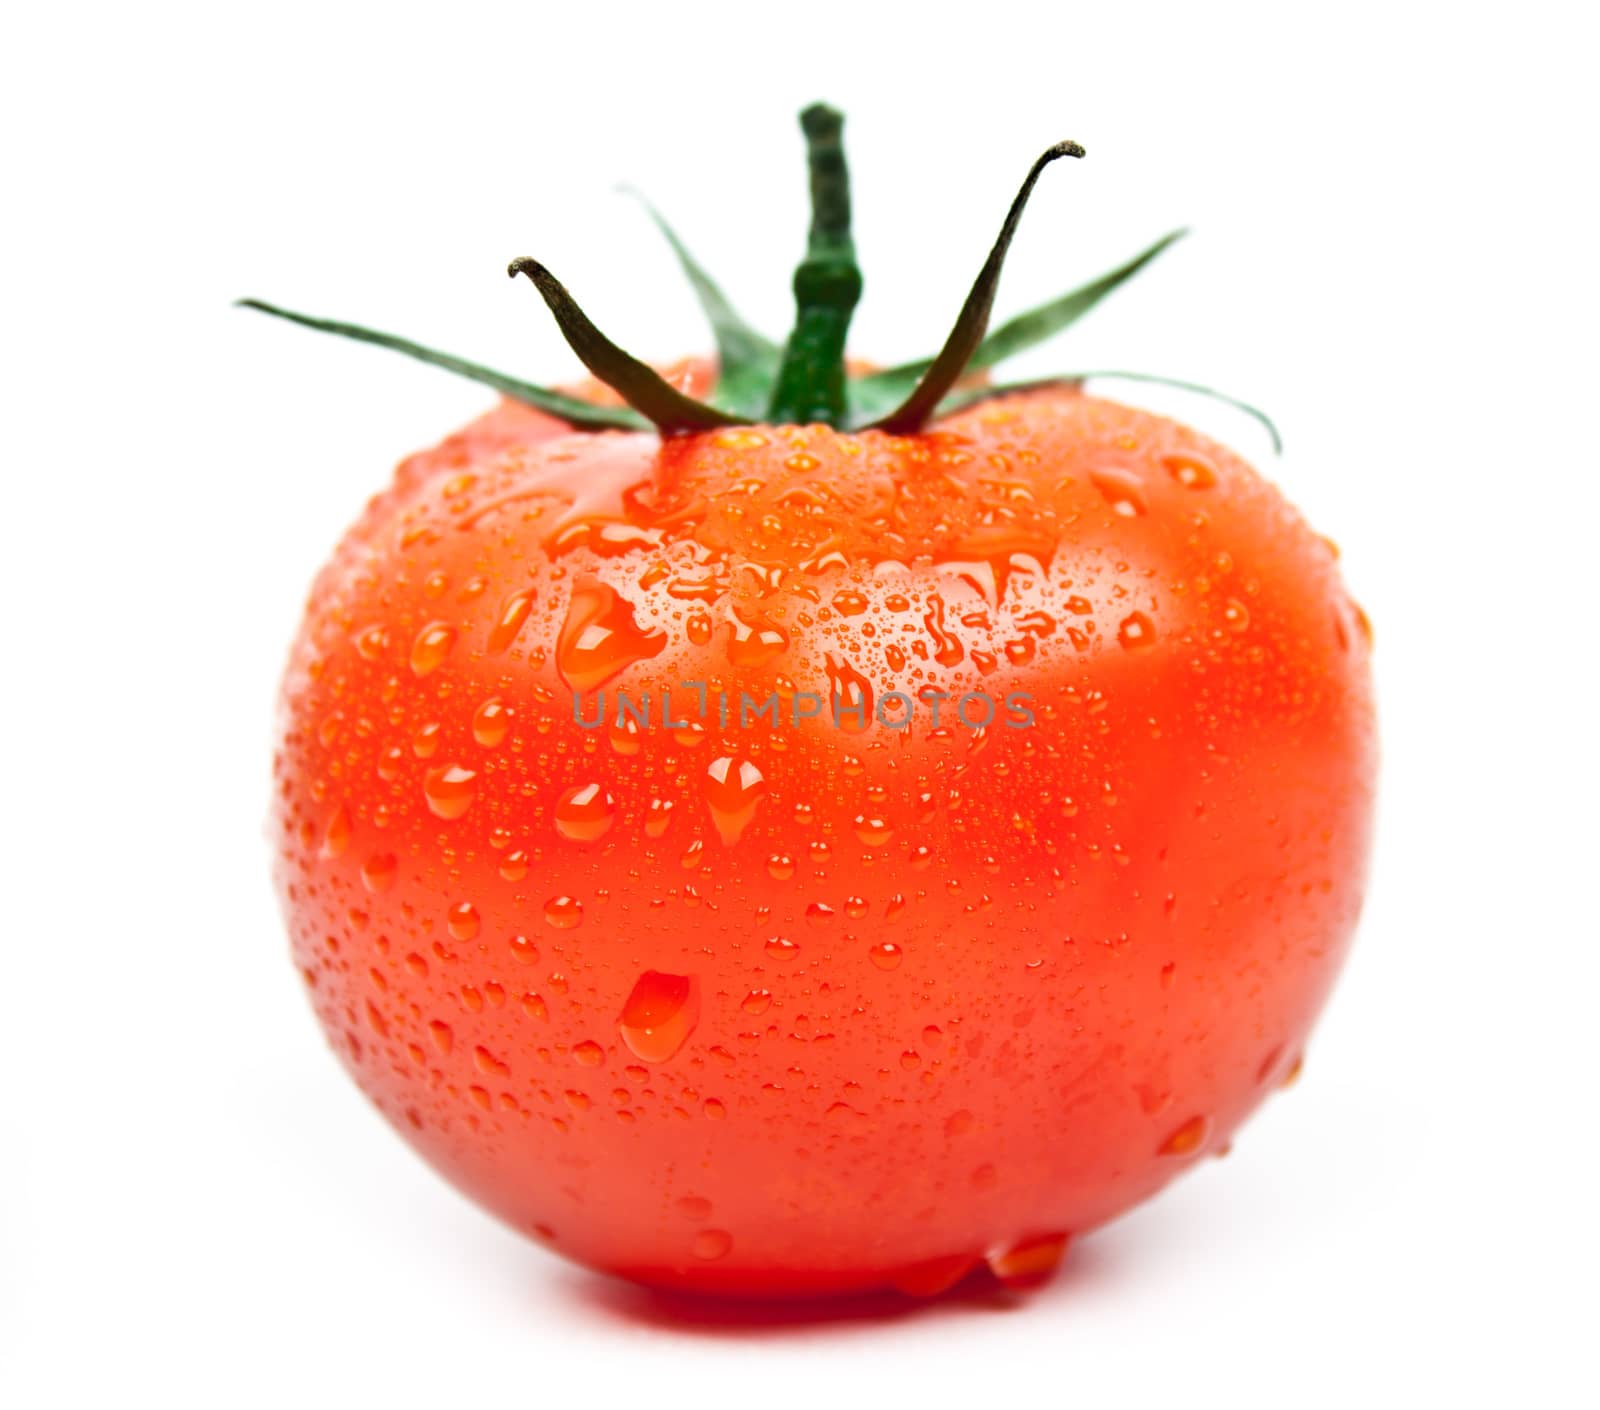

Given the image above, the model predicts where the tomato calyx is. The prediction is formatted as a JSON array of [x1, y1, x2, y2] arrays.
[[240, 103, 1280, 449]]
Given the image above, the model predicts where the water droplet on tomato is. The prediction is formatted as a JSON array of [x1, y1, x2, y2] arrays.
[[1352, 602, 1373, 648], [607, 713, 643, 755], [1163, 452, 1218, 489], [705, 755, 766, 844], [1159, 1114, 1211, 1156], [447, 901, 480, 941], [825, 654, 874, 734], [474, 1045, 509, 1077], [764, 937, 800, 961], [410, 622, 457, 677], [473, 696, 511, 746], [921, 593, 964, 667], [360, 852, 396, 893], [766, 853, 795, 880], [499, 849, 529, 882], [643, 798, 675, 837], [692, 1229, 732, 1260], [868, 942, 903, 971], [487, 589, 536, 655], [854, 814, 893, 846], [1003, 637, 1035, 666], [618, 971, 700, 1062], [543, 896, 583, 930], [726, 607, 789, 667], [555, 783, 615, 842], [572, 1039, 605, 1067], [987, 1233, 1070, 1289], [556, 574, 667, 691], [1117, 612, 1157, 650], [423, 765, 477, 819], [685, 612, 713, 647], [321, 803, 352, 858], [1089, 466, 1147, 516], [892, 1254, 977, 1298], [353, 624, 388, 661]]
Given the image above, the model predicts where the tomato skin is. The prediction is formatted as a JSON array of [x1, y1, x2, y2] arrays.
[[273, 387, 1375, 1298]]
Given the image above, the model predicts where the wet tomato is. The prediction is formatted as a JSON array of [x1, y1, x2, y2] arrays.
[[263, 104, 1375, 1298]]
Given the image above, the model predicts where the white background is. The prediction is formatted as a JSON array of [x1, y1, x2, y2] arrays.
[[3, 1, 1596, 1405]]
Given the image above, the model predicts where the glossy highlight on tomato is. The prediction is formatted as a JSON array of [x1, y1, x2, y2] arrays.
[[262, 105, 1376, 1300]]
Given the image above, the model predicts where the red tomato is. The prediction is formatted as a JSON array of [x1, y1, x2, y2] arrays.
[[272, 388, 1375, 1297]]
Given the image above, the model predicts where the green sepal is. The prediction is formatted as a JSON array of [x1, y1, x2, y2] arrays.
[[235, 299, 648, 431], [506, 260, 742, 435], [864, 141, 1083, 434], [846, 227, 1187, 427], [969, 227, 1188, 368], [622, 187, 780, 418], [933, 372, 1283, 453]]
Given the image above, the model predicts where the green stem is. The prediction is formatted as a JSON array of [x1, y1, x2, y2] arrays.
[[766, 104, 863, 425]]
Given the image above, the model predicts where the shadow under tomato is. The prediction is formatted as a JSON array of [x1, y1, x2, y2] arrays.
[[559, 1237, 1116, 1338]]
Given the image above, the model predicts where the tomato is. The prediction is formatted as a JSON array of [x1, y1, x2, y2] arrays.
[[261, 104, 1375, 1299]]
